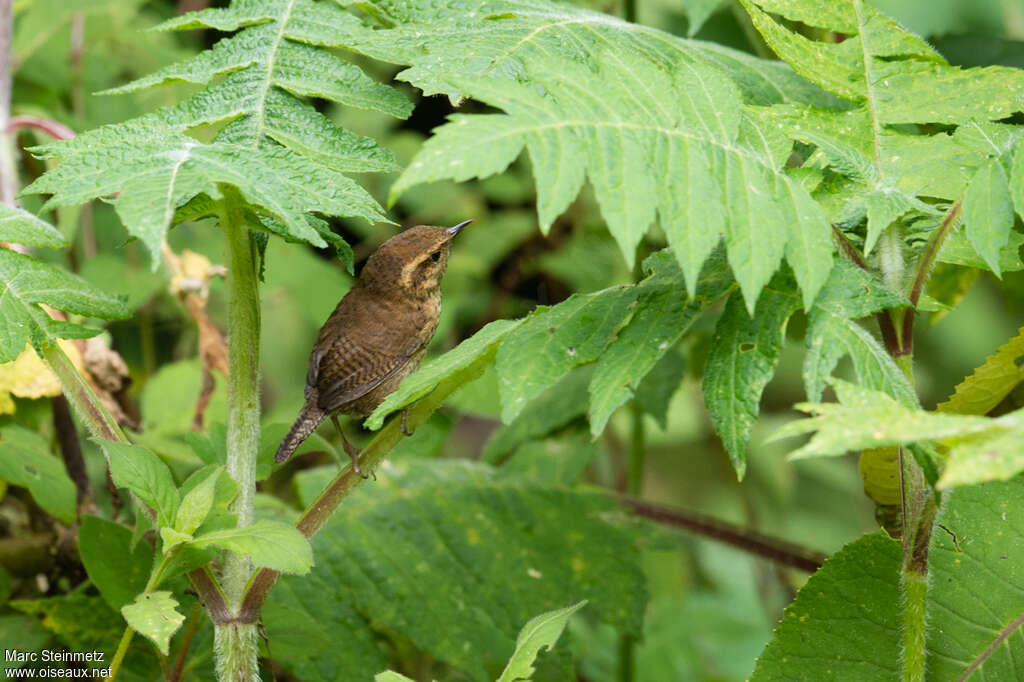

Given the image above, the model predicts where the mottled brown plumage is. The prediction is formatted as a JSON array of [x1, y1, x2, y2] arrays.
[[274, 220, 471, 473]]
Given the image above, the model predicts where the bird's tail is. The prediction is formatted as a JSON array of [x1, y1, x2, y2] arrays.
[[275, 403, 327, 464]]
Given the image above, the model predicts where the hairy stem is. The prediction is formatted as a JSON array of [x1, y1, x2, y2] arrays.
[[217, 188, 261, 681]]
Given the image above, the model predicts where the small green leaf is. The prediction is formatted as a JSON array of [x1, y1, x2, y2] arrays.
[[0, 205, 67, 248], [963, 158, 1014, 277], [189, 520, 312, 574], [751, 532, 902, 681], [79, 516, 154, 611], [121, 591, 185, 656], [97, 439, 180, 528], [174, 468, 219, 535], [160, 527, 194, 554], [0, 250, 129, 362], [497, 601, 587, 682], [802, 261, 915, 406], [0, 426, 77, 523], [703, 273, 801, 478], [375, 673, 414, 682], [366, 318, 522, 430]]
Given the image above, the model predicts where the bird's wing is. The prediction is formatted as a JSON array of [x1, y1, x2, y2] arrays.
[[310, 333, 420, 412]]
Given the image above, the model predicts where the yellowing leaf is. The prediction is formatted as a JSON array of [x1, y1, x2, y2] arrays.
[[0, 341, 85, 414]]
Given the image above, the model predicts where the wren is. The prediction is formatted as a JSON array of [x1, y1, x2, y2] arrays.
[[274, 220, 471, 473]]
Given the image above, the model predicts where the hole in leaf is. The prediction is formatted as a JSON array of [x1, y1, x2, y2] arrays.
[[24, 464, 39, 477], [739, 342, 756, 352], [1014, 354, 1024, 369]]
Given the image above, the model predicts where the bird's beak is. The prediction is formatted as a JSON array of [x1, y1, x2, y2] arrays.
[[446, 219, 473, 237]]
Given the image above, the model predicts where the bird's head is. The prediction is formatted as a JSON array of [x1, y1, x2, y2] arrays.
[[359, 220, 471, 298]]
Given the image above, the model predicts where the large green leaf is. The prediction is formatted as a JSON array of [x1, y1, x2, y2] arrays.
[[0, 426, 77, 524], [97, 439, 180, 528], [963, 157, 1015, 277], [188, 520, 312, 574], [589, 251, 732, 436], [350, 0, 834, 308], [281, 459, 646, 681], [21, 0, 405, 266], [0, 249, 129, 362], [751, 531, 902, 681], [702, 272, 800, 477], [79, 516, 154, 611]]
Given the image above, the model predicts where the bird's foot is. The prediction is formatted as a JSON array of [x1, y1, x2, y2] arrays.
[[332, 415, 370, 479], [400, 408, 413, 437]]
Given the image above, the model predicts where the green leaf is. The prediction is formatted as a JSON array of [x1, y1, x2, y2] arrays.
[[120, 591, 185, 656], [497, 287, 640, 424], [501, 428, 600, 486], [79, 516, 154, 611], [0, 615, 49, 672], [937, 326, 1024, 416], [97, 438, 180, 528], [0, 249, 129, 362], [365, 318, 523, 430], [633, 349, 687, 430], [926, 476, 1024, 680], [0, 205, 67, 248], [482, 369, 591, 465], [281, 459, 645, 681], [375, 673, 414, 682], [0, 426, 77, 523], [589, 251, 732, 436], [937, 225, 1024, 273], [362, 2, 834, 306], [497, 601, 587, 682], [801, 261, 916, 406], [963, 158, 1015, 276], [188, 520, 312, 574], [750, 531, 902, 681], [703, 273, 801, 478], [174, 467, 220, 535]]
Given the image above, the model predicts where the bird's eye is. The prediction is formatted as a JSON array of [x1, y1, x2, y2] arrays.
[[429, 250, 441, 262]]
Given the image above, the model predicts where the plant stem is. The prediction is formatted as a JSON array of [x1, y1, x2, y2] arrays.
[[105, 628, 135, 682], [43, 343, 126, 444], [218, 188, 261, 681], [0, 0, 16, 207]]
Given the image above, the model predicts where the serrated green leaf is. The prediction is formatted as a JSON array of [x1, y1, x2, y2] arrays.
[[25, 129, 386, 264], [283, 459, 645, 682], [361, 1, 833, 305], [703, 274, 801, 478], [365, 318, 523, 430], [937, 225, 1024, 273], [189, 520, 312, 574], [79, 516, 154, 611], [774, 380, 1024, 488], [589, 252, 732, 436], [963, 157, 1015, 277], [0, 206, 67, 248], [497, 601, 587, 682], [633, 349, 687, 430], [0, 426, 77, 524], [97, 439, 179, 528], [497, 287, 640, 424], [0, 249, 129, 362], [802, 261, 915, 406], [751, 531, 902, 681], [937, 326, 1024, 416], [121, 591, 184, 656]]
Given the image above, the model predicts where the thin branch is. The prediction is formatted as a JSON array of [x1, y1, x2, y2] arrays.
[[620, 497, 827, 572], [52, 394, 91, 509], [899, 198, 963, 357]]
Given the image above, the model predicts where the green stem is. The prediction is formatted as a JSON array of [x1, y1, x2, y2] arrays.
[[217, 187, 262, 681], [42, 342, 127, 444], [105, 628, 134, 682], [0, 0, 16, 208]]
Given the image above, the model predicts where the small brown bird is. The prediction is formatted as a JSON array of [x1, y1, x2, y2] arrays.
[[274, 220, 471, 473]]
